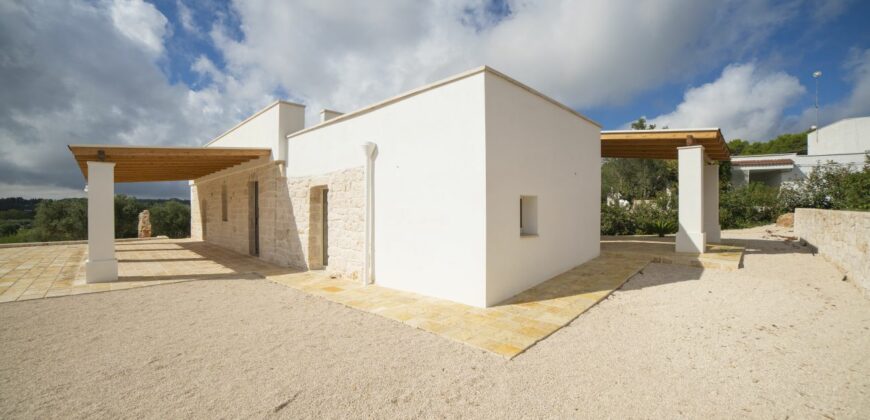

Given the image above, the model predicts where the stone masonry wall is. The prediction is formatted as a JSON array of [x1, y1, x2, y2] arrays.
[[286, 167, 365, 279], [795, 208, 870, 295], [191, 165, 364, 279], [191, 164, 281, 261]]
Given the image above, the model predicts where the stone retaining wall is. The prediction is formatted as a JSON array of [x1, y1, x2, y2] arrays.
[[795, 208, 870, 295]]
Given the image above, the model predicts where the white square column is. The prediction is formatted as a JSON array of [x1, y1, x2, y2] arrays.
[[703, 163, 721, 243], [676, 145, 706, 253], [86, 161, 118, 283]]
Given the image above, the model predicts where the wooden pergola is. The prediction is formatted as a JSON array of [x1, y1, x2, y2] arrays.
[[68, 145, 271, 183], [599, 128, 730, 254], [67, 144, 274, 284], [601, 129, 730, 161]]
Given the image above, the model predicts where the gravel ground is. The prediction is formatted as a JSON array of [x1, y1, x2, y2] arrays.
[[1, 225, 868, 419]]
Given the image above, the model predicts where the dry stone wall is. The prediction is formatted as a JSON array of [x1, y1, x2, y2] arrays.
[[795, 208, 870, 295], [191, 164, 281, 260], [286, 167, 365, 279], [190, 164, 365, 279]]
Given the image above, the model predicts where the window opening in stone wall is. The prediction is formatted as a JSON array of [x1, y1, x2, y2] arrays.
[[221, 183, 228, 222]]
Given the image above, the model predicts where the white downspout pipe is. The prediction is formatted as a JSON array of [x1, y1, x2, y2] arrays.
[[360, 142, 376, 285]]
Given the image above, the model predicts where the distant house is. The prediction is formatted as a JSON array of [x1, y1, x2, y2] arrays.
[[731, 116, 870, 187]]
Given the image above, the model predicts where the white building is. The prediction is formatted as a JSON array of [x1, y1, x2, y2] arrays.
[[69, 66, 729, 308], [731, 116, 870, 187], [196, 66, 601, 307]]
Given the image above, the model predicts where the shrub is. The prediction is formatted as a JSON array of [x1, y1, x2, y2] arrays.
[[720, 182, 785, 229], [601, 203, 635, 235], [633, 202, 677, 237], [780, 157, 870, 211], [149, 201, 190, 238]]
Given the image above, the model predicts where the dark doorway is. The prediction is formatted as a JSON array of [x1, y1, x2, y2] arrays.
[[248, 181, 259, 256]]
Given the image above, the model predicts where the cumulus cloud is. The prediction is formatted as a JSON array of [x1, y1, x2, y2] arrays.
[[109, 0, 169, 55], [649, 63, 806, 141], [207, 0, 800, 122], [0, 0, 243, 198], [0, 0, 862, 198], [176, 0, 197, 34]]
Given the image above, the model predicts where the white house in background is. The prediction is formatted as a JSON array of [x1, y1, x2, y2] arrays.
[[731, 116, 870, 187], [191, 66, 602, 307]]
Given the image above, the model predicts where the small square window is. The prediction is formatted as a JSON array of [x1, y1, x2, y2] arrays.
[[520, 196, 538, 236]]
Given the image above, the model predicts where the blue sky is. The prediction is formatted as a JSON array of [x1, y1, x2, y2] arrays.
[[1, 0, 869, 198]]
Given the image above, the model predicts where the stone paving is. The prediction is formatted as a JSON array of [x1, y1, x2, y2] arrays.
[[601, 236, 745, 270], [0, 237, 744, 358], [267, 254, 651, 358], [0, 239, 290, 303]]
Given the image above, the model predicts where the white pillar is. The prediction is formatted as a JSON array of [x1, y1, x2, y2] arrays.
[[676, 145, 706, 253], [359, 142, 376, 285], [86, 161, 118, 283], [703, 163, 721, 243]]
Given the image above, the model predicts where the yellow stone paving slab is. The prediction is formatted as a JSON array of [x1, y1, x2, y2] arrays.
[[601, 235, 744, 270], [265, 253, 649, 359], [0, 239, 292, 303]]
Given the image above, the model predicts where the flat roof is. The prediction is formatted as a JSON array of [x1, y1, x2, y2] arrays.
[[286, 66, 601, 140], [68, 145, 271, 183], [600, 129, 730, 161]]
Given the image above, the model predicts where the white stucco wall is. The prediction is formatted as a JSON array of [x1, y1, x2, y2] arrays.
[[483, 73, 601, 306], [808, 116, 870, 156], [206, 101, 305, 162], [287, 72, 489, 307]]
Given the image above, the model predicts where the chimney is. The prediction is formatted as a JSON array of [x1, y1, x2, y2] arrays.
[[320, 109, 343, 123]]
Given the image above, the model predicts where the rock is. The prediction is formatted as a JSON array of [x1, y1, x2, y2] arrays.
[[776, 213, 794, 228], [138, 210, 152, 238]]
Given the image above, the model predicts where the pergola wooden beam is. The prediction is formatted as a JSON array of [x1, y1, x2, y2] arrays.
[[600, 128, 730, 161], [68, 145, 272, 183]]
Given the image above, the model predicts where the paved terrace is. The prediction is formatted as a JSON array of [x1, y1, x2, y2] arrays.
[[0, 237, 743, 358]]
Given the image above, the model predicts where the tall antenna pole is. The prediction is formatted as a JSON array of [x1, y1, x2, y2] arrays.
[[813, 71, 822, 144]]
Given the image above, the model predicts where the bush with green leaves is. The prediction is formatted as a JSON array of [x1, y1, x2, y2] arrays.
[[719, 182, 784, 229], [780, 157, 870, 211], [633, 202, 678, 237], [149, 200, 191, 238], [601, 203, 635, 235]]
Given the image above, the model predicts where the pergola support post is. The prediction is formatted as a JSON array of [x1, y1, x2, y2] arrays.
[[703, 163, 721, 243], [676, 145, 706, 253], [85, 161, 118, 283]]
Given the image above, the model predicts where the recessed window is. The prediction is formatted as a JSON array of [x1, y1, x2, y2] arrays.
[[520, 196, 538, 236], [221, 183, 228, 222]]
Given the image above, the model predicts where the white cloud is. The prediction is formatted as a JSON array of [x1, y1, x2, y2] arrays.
[[176, 0, 197, 34], [205, 0, 800, 123], [1, 0, 863, 198], [649, 63, 806, 140], [109, 0, 169, 55], [0, 0, 240, 197]]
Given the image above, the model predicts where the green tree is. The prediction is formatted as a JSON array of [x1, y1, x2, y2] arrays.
[[33, 199, 88, 241], [149, 201, 190, 238], [727, 132, 808, 156], [602, 117, 677, 203], [114, 195, 144, 238]]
